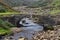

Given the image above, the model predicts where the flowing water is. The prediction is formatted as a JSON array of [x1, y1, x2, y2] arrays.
[[3, 18, 43, 40], [13, 18, 43, 40]]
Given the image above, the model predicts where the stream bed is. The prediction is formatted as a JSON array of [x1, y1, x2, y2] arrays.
[[1, 18, 43, 40], [13, 25, 43, 40]]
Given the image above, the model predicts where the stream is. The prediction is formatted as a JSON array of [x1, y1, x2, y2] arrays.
[[2, 18, 43, 40]]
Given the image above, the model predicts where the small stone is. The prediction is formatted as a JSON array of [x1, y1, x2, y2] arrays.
[[4, 38, 9, 40], [18, 38, 25, 40], [33, 36, 37, 39], [43, 39, 48, 40], [40, 35, 44, 39]]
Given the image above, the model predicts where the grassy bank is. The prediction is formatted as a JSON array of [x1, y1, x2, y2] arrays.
[[0, 27, 11, 35], [0, 12, 20, 17], [0, 19, 15, 35], [50, 9, 60, 15]]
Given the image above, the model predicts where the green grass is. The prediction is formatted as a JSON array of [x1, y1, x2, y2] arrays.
[[49, 0, 60, 15], [51, 0, 60, 7], [0, 19, 15, 35], [50, 9, 60, 15], [0, 11, 20, 17], [0, 27, 11, 35], [0, 12, 19, 15]]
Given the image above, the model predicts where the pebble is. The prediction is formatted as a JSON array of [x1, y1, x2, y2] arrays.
[[18, 38, 25, 40]]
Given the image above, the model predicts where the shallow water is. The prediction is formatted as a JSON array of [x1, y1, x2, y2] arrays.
[[2, 26, 43, 40], [12, 18, 43, 40], [2, 18, 43, 40], [13, 26, 43, 40]]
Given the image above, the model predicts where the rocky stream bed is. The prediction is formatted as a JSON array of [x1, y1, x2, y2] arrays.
[[1, 27, 60, 40]]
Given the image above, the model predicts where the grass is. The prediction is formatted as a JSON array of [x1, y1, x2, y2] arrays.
[[0, 27, 11, 35], [48, 0, 60, 15], [51, 0, 60, 7], [0, 11, 20, 17], [0, 19, 15, 35], [50, 9, 60, 15], [0, 12, 19, 15]]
